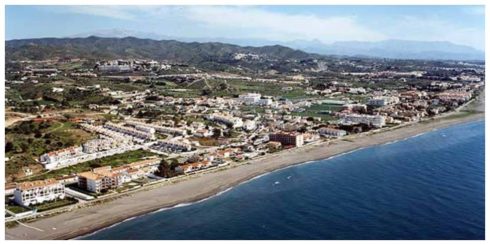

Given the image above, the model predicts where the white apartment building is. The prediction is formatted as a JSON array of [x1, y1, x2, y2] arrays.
[[82, 138, 121, 154], [257, 98, 274, 106], [368, 96, 400, 107], [242, 120, 257, 131], [151, 140, 192, 153], [78, 158, 161, 193], [126, 120, 187, 136], [80, 123, 129, 142], [14, 179, 65, 206], [135, 125, 156, 134], [239, 93, 261, 104], [239, 93, 274, 106], [78, 167, 122, 193], [269, 132, 304, 147], [318, 128, 347, 137], [437, 91, 472, 103], [40, 146, 84, 170], [97, 60, 133, 72], [348, 87, 367, 94], [206, 113, 243, 128], [40, 134, 139, 170], [340, 114, 386, 128], [104, 122, 155, 141]]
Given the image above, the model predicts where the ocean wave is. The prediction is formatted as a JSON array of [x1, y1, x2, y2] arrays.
[[75, 215, 140, 239], [75, 186, 235, 240]]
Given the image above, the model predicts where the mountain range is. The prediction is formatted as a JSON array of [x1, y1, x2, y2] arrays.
[[6, 36, 322, 72], [69, 29, 485, 61]]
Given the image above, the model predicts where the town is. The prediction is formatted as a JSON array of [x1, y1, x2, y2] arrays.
[[5, 47, 485, 222]]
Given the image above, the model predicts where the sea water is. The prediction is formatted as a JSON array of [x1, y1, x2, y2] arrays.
[[83, 120, 485, 240]]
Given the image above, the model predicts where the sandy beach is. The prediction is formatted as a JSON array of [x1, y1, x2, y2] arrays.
[[5, 98, 485, 240]]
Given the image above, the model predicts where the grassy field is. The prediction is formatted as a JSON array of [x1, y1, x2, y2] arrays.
[[226, 79, 312, 99], [33, 197, 78, 212], [291, 103, 343, 121], [5, 204, 32, 214]]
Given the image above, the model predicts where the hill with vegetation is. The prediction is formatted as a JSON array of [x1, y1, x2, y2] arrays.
[[6, 36, 324, 72]]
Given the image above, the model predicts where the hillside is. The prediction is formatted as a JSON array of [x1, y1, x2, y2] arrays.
[[6, 36, 322, 72]]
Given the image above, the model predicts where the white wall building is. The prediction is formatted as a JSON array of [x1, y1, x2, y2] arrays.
[[340, 114, 386, 128], [104, 122, 155, 141], [206, 113, 243, 128], [151, 140, 192, 153], [126, 120, 187, 136], [14, 179, 65, 206], [368, 96, 400, 107], [242, 120, 257, 131], [318, 128, 347, 137], [239, 93, 261, 104]]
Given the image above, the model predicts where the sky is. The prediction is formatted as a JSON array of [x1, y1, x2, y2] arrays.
[[5, 5, 486, 50]]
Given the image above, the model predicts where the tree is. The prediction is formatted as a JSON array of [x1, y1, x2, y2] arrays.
[[212, 128, 222, 138], [218, 82, 229, 91], [201, 88, 212, 96], [155, 159, 176, 178], [5, 142, 14, 152], [34, 130, 43, 138]]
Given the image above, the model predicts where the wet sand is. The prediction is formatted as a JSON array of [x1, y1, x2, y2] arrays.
[[5, 104, 484, 240]]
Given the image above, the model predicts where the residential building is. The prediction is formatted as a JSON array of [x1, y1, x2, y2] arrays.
[[82, 138, 121, 154], [40, 146, 84, 170], [206, 113, 243, 128], [175, 161, 213, 174], [242, 120, 257, 131], [14, 179, 65, 206], [318, 128, 347, 137], [104, 122, 155, 141], [151, 140, 192, 153], [126, 120, 187, 136], [340, 114, 386, 128], [239, 93, 261, 104], [368, 96, 400, 107], [78, 167, 122, 193], [269, 132, 304, 147]]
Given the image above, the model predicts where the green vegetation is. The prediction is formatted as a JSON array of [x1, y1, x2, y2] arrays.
[[6, 37, 318, 73], [291, 103, 343, 121], [5, 222, 19, 229], [6, 120, 94, 182], [239, 105, 266, 115], [6, 205, 32, 214], [33, 197, 78, 212], [226, 79, 310, 99]]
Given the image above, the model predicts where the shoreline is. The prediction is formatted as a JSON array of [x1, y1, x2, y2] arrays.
[[5, 109, 484, 240]]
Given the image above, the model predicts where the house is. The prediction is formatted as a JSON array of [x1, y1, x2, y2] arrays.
[[175, 161, 212, 174]]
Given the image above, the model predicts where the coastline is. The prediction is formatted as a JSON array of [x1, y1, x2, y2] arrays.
[[5, 107, 484, 240]]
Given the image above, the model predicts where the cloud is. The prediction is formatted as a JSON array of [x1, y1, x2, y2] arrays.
[[54, 5, 386, 43], [60, 6, 138, 20], [42, 5, 484, 50], [180, 6, 386, 43]]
